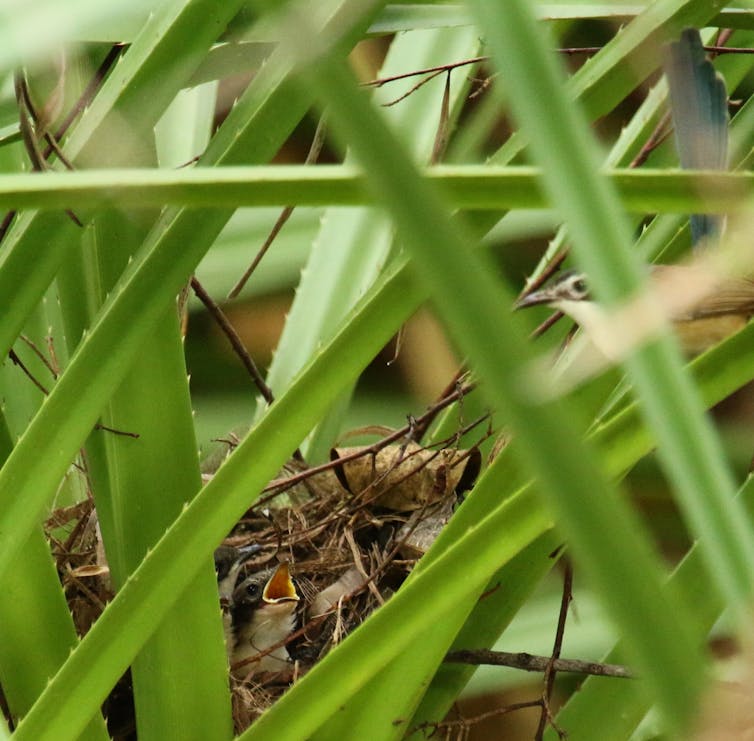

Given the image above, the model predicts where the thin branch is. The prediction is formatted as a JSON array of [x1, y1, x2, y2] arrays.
[[530, 310, 564, 340], [536, 560, 573, 740], [190, 275, 275, 406], [629, 110, 672, 169], [19, 334, 57, 378], [381, 68, 445, 107], [363, 43, 751, 96], [9, 337, 136, 437], [15, 72, 47, 172], [362, 56, 489, 88], [95, 424, 139, 439], [444, 649, 633, 679], [15, 72, 81, 224], [8, 349, 49, 395], [409, 368, 468, 443], [227, 114, 328, 299], [701, 44, 754, 55], [517, 248, 569, 303], [0, 45, 123, 246], [48, 44, 125, 150], [411, 700, 544, 738]]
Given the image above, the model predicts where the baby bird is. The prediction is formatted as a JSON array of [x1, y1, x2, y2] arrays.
[[214, 544, 261, 650], [229, 562, 300, 678]]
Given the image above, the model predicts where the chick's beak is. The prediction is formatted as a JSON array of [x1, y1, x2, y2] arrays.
[[263, 563, 299, 604], [514, 287, 556, 310]]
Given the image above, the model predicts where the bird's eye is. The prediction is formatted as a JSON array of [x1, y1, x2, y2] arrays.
[[245, 582, 260, 598], [573, 278, 588, 295]]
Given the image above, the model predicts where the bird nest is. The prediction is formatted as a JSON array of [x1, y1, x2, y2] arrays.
[[45, 431, 482, 736]]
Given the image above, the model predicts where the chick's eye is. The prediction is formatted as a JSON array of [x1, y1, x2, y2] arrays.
[[246, 582, 260, 598]]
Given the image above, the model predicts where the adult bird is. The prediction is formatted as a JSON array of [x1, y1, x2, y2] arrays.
[[515, 265, 754, 359], [517, 29, 746, 363]]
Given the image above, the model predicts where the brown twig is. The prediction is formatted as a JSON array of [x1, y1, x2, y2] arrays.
[[517, 249, 570, 341], [190, 275, 275, 407], [19, 334, 58, 378], [46, 335, 60, 377], [701, 44, 754, 55], [8, 348, 49, 395], [15, 72, 82, 226], [362, 56, 488, 89], [363, 45, 753, 93], [411, 700, 544, 738], [344, 527, 383, 604], [381, 68, 446, 107], [629, 110, 672, 169], [517, 249, 569, 303], [11, 335, 130, 438], [409, 369, 469, 443], [562, 44, 752, 56], [444, 648, 633, 679], [47, 44, 126, 152], [95, 424, 139, 439], [530, 310, 564, 340], [227, 114, 328, 300], [535, 560, 573, 740], [0, 44, 124, 246], [15, 72, 47, 172]]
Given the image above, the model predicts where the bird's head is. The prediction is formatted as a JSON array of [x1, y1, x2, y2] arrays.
[[232, 562, 299, 614], [215, 543, 264, 604], [515, 270, 591, 309]]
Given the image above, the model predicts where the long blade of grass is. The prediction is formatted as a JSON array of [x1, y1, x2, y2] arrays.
[[0, 165, 746, 210], [75, 74, 230, 738], [2, 1, 748, 736]]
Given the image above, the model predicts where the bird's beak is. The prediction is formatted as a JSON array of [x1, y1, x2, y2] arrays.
[[514, 287, 556, 310], [263, 563, 299, 604]]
